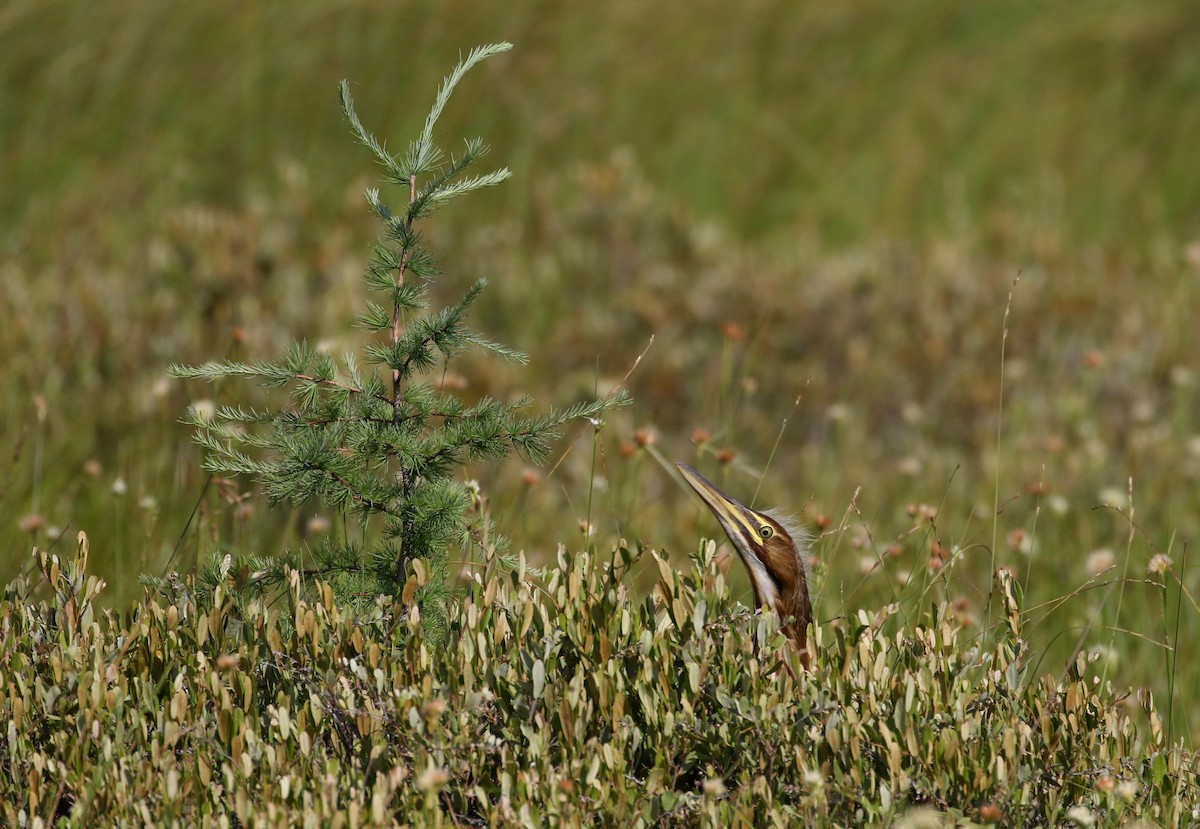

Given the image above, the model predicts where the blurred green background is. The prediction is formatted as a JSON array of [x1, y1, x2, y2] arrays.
[[3, 1, 1199, 735]]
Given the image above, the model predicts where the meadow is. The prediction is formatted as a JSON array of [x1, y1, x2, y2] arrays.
[[2, 1, 1200, 823]]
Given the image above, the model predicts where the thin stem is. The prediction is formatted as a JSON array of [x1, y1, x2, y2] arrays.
[[987, 275, 1019, 624], [584, 427, 599, 552], [1169, 542, 1187, 744], [32, 400, 45, 515], [299, 461, 395, 516], [1102, 476, 1135, 690], [293, 373, 392, 406], [392, 174, 418, 420], [390, 176, 418, 585]]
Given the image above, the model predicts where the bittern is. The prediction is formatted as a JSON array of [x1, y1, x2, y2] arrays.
[[676, 463, 813, 667]]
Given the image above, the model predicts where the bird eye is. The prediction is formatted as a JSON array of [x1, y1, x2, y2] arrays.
[[759, 525, 774, 539]]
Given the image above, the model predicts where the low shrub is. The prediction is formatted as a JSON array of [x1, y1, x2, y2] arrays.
[[2, 533, 1195, 826]]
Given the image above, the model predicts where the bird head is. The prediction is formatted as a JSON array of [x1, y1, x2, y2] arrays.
[[676, 462, 813, 663]]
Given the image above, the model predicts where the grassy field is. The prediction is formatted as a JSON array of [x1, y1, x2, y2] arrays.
[[3, 0, 1200, 776]]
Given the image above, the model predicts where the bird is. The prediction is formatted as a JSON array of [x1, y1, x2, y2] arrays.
[[676, 462, 813, 667]]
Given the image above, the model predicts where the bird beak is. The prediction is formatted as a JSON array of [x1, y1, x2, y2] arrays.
[[676, 463, 763, 555]]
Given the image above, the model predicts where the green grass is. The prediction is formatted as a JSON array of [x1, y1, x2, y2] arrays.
[[2, 0, 1200, 801]]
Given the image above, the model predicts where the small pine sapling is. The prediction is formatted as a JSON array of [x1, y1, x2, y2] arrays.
[[170, 43, 628, 637]]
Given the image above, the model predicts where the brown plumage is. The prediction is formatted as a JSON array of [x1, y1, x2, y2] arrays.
[[676, 463, 813, 667]]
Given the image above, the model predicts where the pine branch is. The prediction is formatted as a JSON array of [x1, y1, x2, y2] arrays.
[[419, 169, 512, 212], [339, 82, 407, 184], [406, 43, 512, 178]]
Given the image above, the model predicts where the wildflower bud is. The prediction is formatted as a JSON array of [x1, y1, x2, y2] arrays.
[[690, 429, 711, 446], [813, 514, 831, 531], [1148, 553, 1173, 575], [618, 443, 636, 459], [189, 400, 216, 422], [1089, 551, 1113, 578], [716, 448, 736, 465], [720, 322, 743, 342], [633, 428, 656, 448], [18, 513, 45, 533], [151, 377, 172, 400], [520, 469, 542, 487]]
